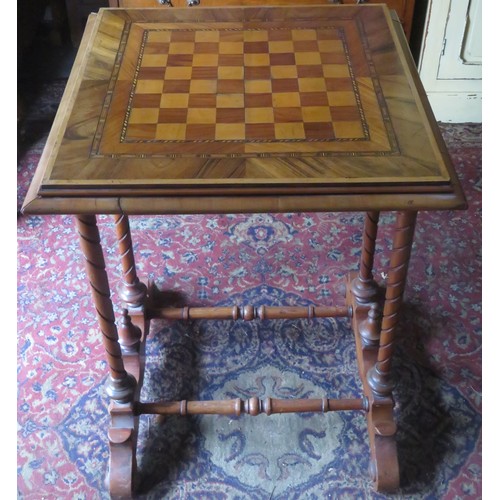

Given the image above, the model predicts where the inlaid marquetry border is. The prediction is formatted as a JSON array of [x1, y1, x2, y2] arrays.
[[90, 17, 400, 159], [353, 17, 400, 160], [121, 25, 370, 145], [91, 21, 132, 157]]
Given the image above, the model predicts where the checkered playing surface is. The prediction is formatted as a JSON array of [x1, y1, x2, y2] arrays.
[[123, 27, 367, 144]]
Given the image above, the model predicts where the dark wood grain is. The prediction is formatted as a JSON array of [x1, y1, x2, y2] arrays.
[[22, 5, 466, 215], [21, 7, 466, 496], [114, 0, 415, 41]]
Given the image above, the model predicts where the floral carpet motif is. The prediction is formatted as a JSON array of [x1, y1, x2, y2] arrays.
[[18, 77, 481, 500]]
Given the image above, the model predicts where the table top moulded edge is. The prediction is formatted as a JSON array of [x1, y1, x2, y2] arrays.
[[21, 6, 467, 216]]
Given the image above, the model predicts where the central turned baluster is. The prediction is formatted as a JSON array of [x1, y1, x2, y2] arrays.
[[107, 214, 148, 499], [351, 211, 381, 304], [350, 211, 383, 347], [113, 214, 147, 356]]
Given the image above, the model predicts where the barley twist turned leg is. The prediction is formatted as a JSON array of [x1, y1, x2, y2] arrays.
[[113, 214, 147, 309], [367, 211, 417, 397], [77, 215, 141, 499], [75, 215, 136, 403]]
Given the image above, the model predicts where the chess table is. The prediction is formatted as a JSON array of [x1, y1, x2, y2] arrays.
[[22, 4, 466, 498]]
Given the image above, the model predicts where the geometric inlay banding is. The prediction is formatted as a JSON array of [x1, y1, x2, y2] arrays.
[[92, 20, 399, 158]]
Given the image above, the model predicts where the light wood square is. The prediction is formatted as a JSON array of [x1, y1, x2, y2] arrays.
[[215, 123, 245, 140], [128, 108, 159, 124], [291, 29, 317, 41], [217, 93, 245, 108], [245, 107, 275, 123], [244, 53, 270, 67], [192, 54, 219, 66], [187, 108, 217, 124], [323, 64, 351, 78], [333, 121, 365, 139], [327, 91, 357, 106], [195, 30, 220, 42], [318, 39, 344, 53], [160, 93, 190, 108], [244, 30, 268, 42], [135, 80, 164, 94], [168, 42, 195, 54], [218, 66, 245, 80], [155, 123, 187, 140], [190, 79, 218, 94], [271, 65, 298, 79], [268, 41, 295, 53], [164, 66, 193, 79], [245, 79, 272, 93], [274, 122, 306, 139], [272, 92, 301, 108], [219, 42, 244, 54], [141, 54, 168, 67], [147, 31, 172, 43], [302, 106, 332, 123], [298, 78, 327, 93], [294, 52, 322, 66]]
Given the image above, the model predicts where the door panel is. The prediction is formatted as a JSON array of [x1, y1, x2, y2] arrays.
[[418, 0, 481, 122], [437, 0, 482, 80]]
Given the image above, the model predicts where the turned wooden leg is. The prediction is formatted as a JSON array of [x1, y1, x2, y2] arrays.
[[114, 214, 147, 309], [365, 211, 417, 492], [367, 211, 417, 397], [351, 211, 381, 305], [75, 215, 136, 402], [113, 213, 147, 360], [350, 212, 383, 347], [359, 302, 383, 348], [110, 215, 150, 499], [347, 210, 417, 492], [107, 309, 147, 499], [76, 215, 138, 499]]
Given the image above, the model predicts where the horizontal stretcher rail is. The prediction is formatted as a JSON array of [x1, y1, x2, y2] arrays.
[[147, 304, 352, 321], [135, 396, 368, 416]]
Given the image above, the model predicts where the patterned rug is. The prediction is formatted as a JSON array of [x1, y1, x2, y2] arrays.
[[17, 79, 481, 499]]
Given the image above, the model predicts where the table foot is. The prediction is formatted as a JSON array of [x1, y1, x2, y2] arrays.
[[107, 402, 138, 499], [108, 306, 149, 499], [368, 423, 399, 492], [346, 271, 400, 492]]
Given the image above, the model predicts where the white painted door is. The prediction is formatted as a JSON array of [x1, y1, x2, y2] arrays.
[[418, 0, 482, 122]]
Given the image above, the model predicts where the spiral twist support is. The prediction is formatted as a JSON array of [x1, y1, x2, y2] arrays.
[[360, 211, 380, 281], [367, 211, 417, 396], [113, 214, 147, 308], [76, 215, 136, 403]]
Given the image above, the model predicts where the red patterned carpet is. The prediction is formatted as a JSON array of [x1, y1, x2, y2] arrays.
[[17, 76, 481, 498]]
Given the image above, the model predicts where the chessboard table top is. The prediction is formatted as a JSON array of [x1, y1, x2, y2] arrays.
[[22, 5, 466, 215]]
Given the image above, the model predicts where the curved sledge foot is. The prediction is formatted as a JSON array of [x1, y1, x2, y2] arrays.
[[369, 433, 399, 491], [346, 272, 400, 492], [367, 398, 400, 492], [107, 403, 139, 499]]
